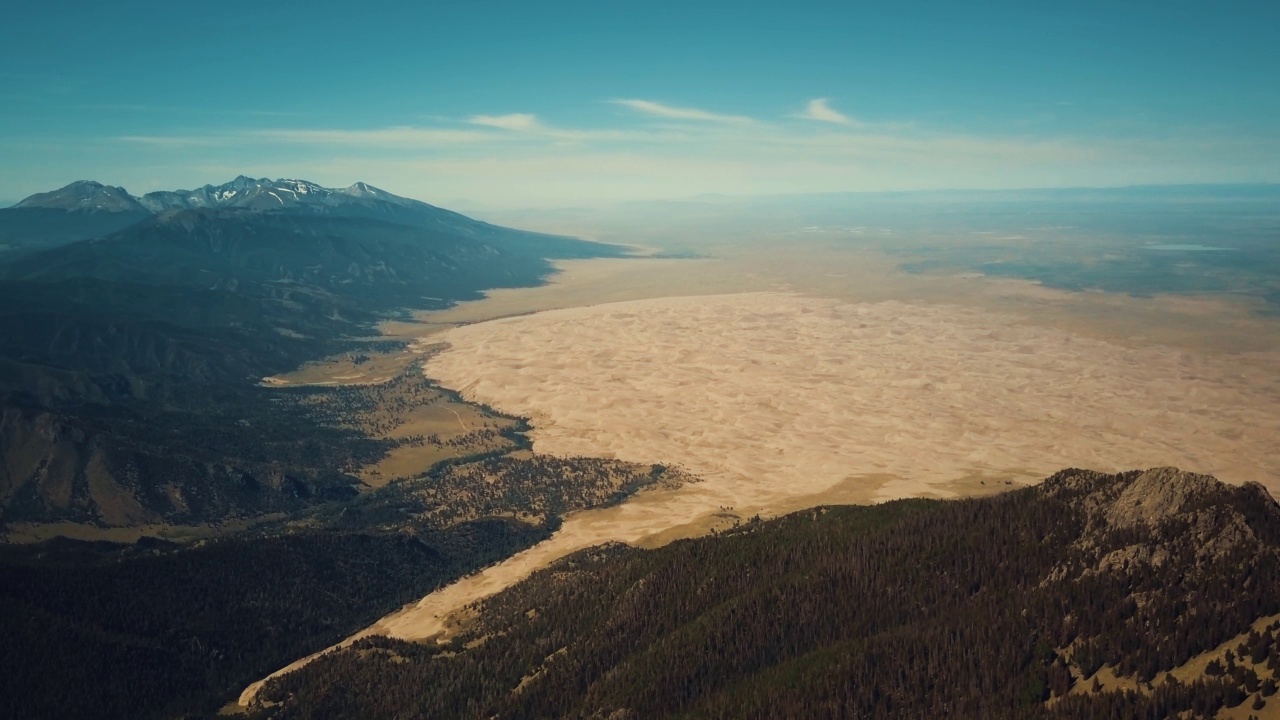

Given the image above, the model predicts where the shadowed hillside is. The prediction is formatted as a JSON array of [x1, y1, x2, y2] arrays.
[[0, 449, 694, 719], [0, 519, 549, 720], [257, 467, 1280, 720]]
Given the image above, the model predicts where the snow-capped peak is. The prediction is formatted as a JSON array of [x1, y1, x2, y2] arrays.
[[14, 180, 148, 213], [19, 176, 424, 215]]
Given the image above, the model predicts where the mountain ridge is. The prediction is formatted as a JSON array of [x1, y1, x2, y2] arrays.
[[254, 466, 1280, 720], [15, 180, 149, 214], [16, 176, 399, 208], [12, 176, 466, 220], [2, 176, 592, 256], [136, 176, 429, 214]]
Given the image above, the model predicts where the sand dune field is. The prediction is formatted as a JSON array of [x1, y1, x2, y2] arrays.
[[430, 292, 1280, 494], [393, 292, 1280, 636], [241, 288, 1280, 707]]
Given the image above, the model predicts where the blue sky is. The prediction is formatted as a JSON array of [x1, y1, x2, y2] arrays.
[[2, 0, 1277, 208]]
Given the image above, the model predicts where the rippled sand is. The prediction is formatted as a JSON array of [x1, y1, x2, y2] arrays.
[[408, 293, 1278, 630], [241, 290, 1280, 706], [432, 292, 1279, 493]]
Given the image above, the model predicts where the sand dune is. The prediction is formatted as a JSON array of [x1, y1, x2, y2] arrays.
[[240, 291, 1280, 707], [406, 293, 1280, 634], [430, 293, 1279, 494]]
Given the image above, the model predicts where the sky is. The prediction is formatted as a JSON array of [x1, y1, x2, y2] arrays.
[[2, 0, 1278, 209]]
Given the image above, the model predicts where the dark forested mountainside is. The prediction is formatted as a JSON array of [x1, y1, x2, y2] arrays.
[[258, 467, 1280, 720], [0, 382, 390, 527], [0, 206, 151, 253], [388, 454, 697, 527], [254, 453, 695, 543], [0, 518, 549, 720], [0, 448, 693, 720], [0, 177, 625, 528], [0, 209, 609, 308]]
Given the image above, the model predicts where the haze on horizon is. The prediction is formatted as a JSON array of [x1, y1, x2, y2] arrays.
[[2, 0, 1278, 210]]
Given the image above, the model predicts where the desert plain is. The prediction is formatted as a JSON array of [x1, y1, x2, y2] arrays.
[[242, 242, 1280, 706]]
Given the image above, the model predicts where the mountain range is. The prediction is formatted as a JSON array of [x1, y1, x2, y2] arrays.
[[16, 177, 429, 213], [2, 176, 544, 253], [0, 177, 625, 529]]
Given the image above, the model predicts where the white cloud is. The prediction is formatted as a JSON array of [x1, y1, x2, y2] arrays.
[[87, 100, 1280, 209], [115, 135, 220, 147], [247, 127, 503, 146], [117, 123, 689, 150], [799, 98, 855, 125], [468, 113, 541, 131], [115, 127, 506, 147], [611, 99, 754, 124]]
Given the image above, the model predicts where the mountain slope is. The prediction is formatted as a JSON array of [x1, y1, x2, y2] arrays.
[[15, 180, 149, 213], [0, 448, 693, 720], [0, 180, 152, 253], [0, 176, 590, 256], [0, 178, 626, 529], [0, 208, 604, 307], [0, 517, 550, 720], [257, 467, 1280, 720]]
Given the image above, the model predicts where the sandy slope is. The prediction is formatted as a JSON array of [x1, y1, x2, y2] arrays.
[[240, 291, 1280, 707]]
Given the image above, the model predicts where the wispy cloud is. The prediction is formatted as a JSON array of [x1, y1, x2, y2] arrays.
[[249, 127, 503, 146], [70, 103, 298, 117], [798, 98, 855, 125], [115, 135, 221, 147], [87, 98, 1280, 209], [116, 127, 506, 148], [468, 113, 541, 130], [114, 123, 683, 150], [612, 99, 754, 124]]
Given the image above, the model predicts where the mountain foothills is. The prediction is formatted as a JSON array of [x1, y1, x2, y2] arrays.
[[254, 468, 1280, 720], [0, 177, 625, 529]]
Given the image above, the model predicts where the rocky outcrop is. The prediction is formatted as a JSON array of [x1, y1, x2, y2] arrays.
[[1040, 466, 1280, 582]]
